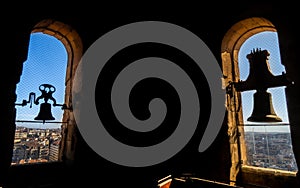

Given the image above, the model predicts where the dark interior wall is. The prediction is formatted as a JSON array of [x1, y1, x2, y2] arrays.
[[2, 2, 299, 188], [62, 11, 235, 187]]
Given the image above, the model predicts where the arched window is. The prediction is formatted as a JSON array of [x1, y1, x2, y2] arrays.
[[12, 19, 83, 165], [221, 17, 298, 186], [13, 32, 68, 164], [238, 31, 298, 172]]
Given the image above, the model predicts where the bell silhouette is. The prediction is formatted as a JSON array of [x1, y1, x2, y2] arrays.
[[234, 48, 287, 123], [34, 103, 55, 123], [247, 89, 282, 122]]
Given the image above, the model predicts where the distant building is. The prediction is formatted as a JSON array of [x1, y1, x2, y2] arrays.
[[39, 147, 49, 160], [49, 140, 60, 162], [12, 144, 26, 163], [30, 148, 39, 159]]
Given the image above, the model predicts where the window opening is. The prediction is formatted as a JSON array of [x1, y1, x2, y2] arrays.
[[238, 31, 298, 172], [13, 32, 68, 165]]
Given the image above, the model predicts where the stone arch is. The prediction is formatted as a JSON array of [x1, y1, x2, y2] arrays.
[[221, 17, 278, 185], [221, 17, 276, 83]]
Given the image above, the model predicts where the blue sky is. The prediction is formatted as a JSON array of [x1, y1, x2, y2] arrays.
[[15, 31, 289, 132]]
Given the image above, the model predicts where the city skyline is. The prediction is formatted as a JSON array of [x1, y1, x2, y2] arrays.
[[12, 126, 61, 165]]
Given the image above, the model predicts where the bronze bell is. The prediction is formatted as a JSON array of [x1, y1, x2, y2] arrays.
[[34, 103, 55, 123], [247, 89, 282, 122], [235, 48, 290, 122], [33, 84, 57, 123], [15, 83, 69, 124]]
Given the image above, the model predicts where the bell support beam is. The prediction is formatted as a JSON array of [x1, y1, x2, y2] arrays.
[[14, 83, 70, 124], [234, 73, 291, 92]]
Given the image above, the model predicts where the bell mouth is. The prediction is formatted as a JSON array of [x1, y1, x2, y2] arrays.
[[247, 114, 282, 122]]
